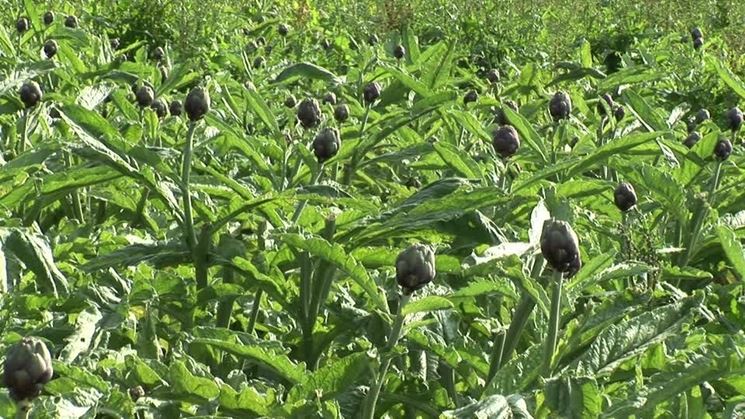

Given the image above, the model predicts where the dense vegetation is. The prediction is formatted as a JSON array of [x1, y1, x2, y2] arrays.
[[2, 0, 745, 417]]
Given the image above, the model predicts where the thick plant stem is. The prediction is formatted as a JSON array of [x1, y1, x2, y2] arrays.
[[181, 122, 198, 251], [362, 293, 410, 419], [543, 271, 564, 377], [683, 161, 723, 266], [19, 108, 30, 156], [290, 165, 324, 224], [486, 328, 506, 385], [343, 104, 371, 185], [497, 255, 544, 368], [65, 152, 84, 222], [216, 268, 235, 328], [131, 190, 151, 228], [15, 400, 30, 419], [307, 215, 338, 335], [247, 290, 263, 335]]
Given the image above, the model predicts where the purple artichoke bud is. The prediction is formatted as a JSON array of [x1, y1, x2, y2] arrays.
[[297, 98, 322, 128], [549, 91, 572, 121], [714, 139, 732, 160], [19, 81, 43, 108], [492, 125, 520, 158], [3, 337, 53, 402], [396, 244, 436, 295], [184, 86, 210, 121], [540, 219, 581, 276], [312, 127, 341, 163], [614, 182, 637, 212]]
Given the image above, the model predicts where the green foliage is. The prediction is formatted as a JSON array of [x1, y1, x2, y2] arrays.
[[1, 0, 745, 417]]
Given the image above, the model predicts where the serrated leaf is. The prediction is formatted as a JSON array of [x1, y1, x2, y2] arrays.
[[192, 338, 305, 384], [82, 241, 190, 272], [545, 376, 602, 418], [402, 296, 453, 315], [167, 361, 220, 403], [568, 132, 661, 178], [443, 393, 534, 419], [286, 352, 370, 406], [59, 305, 101, 363], [716, 225, 745, 280], [622, 89, 667, 132], [603, 354, 734, 417], [433, 141, 480, 178], [279, 234, 387, 312], [706, 56, 745, 100], [450, 279, 518, 301], [5, 229, 69, 296], [573, 297, 701, 376], [155, 64, 199, 96], [384, 66, 431, 97], [273, 62, 341, 85], [245, 88, 279, 134]]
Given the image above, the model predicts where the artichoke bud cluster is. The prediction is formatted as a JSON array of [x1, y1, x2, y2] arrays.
[[714, 139, 732, 161], [463, 90, 478, 105], [726, 107, 742, 132], [684, 131, 701, 148], [486, 68, 500, 84], [64, 15, 78, 28], [20, 81, 43, 108], [43, 40, 58, 58], [393, 45, 406, 60], [135, 85, 154, 107], [334, 104, 349, 122], [16, 17, 30, 33], [169, 100, 183, 116]]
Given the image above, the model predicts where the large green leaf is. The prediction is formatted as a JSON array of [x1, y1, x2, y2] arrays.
[[191, 338, 306, 384], [244, 88, 279, 134], [573, 296, 701, 376], [442, 394, 533, 419], [604, 353, 739, 417], [621, 89, 667, 132], [4, 228, 69, 296], [544, 376, 602, 418], [278, 233, 388, 312], [716, 225, 745, 280], [273, 62, 342, 85], [706, 56, 745, 100], [286, 352, 370, 407]]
